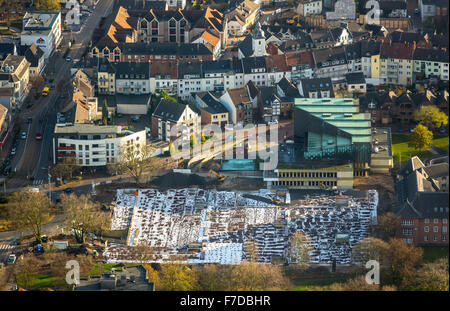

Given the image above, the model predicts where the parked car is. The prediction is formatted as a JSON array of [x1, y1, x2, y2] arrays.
[[10, 147, 16, 155], [26, 117, 33, 123], [63, 188, 73, 194], [35, 133, 43, 140], [8, 254, 16, 264], [66, 56, 72, 62], [21, 131, 27, 139]]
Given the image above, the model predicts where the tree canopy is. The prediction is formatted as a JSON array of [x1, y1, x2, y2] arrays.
[[34, 0, 61, 11], [408, 124, 433, 151], [414, 106, 448, 129], [7, 189, 53, 243]]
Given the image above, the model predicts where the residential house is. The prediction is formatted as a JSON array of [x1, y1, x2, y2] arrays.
[[20, 43, 45, 76], [287, 51, 315, 82], [0, 103, 9, 147], [220, 86, 253, 124], [242, 56, 268, 87], [225, 0, 260, 36], [413, 47, 449, 81], [0, 55, 30, 110], [296, 0, 322, 16], [149, 62, 178, 95], [258, 86, 280, 123], [196, 92, 229, 127], [177, 61, 203, 100], [266, 54, 291, 86], [91, 7, 224, 50], [312, 46, 348, 79], [94, 42, 213, 63], [276, 76, 299, 118], [115, 62, 150, 95], [53, 124, 146, 166], [151, 99, 200, 141], [202, 60, 234, 92], [420, 0, 449, 22], [345, 72, 366, 94], [298, 77, 334, 98], [395, 156, 449, 246], [379, 40, 415, 86], [97, 59, 117, 95]]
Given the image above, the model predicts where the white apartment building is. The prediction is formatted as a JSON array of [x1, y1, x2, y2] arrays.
[[297, 0, 323, 16], [53, 124, 146, 167]]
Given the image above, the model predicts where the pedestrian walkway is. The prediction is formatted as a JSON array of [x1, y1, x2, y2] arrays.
[[0, 242, 14, 263], [32, 179, 46, 186]]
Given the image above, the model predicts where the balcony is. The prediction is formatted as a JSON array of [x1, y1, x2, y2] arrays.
[[57, 146, 75, 151]]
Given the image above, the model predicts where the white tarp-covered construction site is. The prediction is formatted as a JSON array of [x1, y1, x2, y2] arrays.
[[105, 188, 378, 265]]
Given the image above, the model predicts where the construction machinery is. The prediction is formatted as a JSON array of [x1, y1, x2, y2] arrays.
[[208, 169, 227, 182]]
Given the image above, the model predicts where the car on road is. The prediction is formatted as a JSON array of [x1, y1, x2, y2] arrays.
[[21, 131, 27, 139], [66, 56, 72, 62], [27, 117, 33, 123], [63, 188, 73, 194], [415, 8, 419, 14], [35, 133, 43, 140], [8, 254, 16, 264], [42, 87, 49, 96]]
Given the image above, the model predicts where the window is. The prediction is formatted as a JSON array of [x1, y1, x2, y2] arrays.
[[86, 159, 90, 165], [433, 235, 438, 241], [434, 218, 439, 224], [402, 220, 414, 226], [425, 218, 430, 224], [444, 219, 448, 224], [433, 226, 439, 233], [78, 145, 83, 150], [402, 228, 413, 236], [443, 226, 447, 233], [443, 235, 447, 242], [424, 226, 429, 232], [424, 235, 428, 242]]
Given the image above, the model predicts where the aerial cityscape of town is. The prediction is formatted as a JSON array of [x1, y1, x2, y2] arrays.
[[0, 0, 448, 295]]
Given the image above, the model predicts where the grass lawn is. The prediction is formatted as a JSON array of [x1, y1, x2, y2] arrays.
[[88, 263, 125, 276], [421, 246, 449, 263], [391, 134, 449, 163], [16, 274, 67, 290], [432, 135, 449, 152], [284, 269, 358, 291]]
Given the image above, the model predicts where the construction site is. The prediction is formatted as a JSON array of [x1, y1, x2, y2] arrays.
[[105, 187, 378, 265]]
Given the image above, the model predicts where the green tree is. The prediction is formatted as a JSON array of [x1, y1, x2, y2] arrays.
[[190, 134, 198, 147], [408, 124, 433, 151], [404, 258, 449, 291], [157, 264, 198, 291], [7, 189, 53, 244], [34, 0, 61, 11], [160, 90, 177, 103], [102, 99, 109, 125], [414, 106, 448, 129]]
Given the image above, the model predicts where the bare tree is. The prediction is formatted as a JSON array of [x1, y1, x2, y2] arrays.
[[29, 74, 44, 98], [118, 141, 157, 185], [7, 189, 53, 243], [60, 194, 111, 244], [287, 231, 312, 270]]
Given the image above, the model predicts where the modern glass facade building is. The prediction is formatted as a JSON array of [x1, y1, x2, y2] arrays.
[[294, 98, 372, 176]]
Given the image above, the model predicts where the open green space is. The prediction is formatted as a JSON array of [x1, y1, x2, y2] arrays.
[[421, 246, 449, 263], [16, 274, 67, 290], [392, 134, 448, 163]]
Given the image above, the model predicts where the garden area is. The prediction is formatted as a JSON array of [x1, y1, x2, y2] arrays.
[[392, 134, 449, 163]]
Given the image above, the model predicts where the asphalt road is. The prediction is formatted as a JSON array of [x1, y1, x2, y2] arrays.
[[6, 0, 114, 189]]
